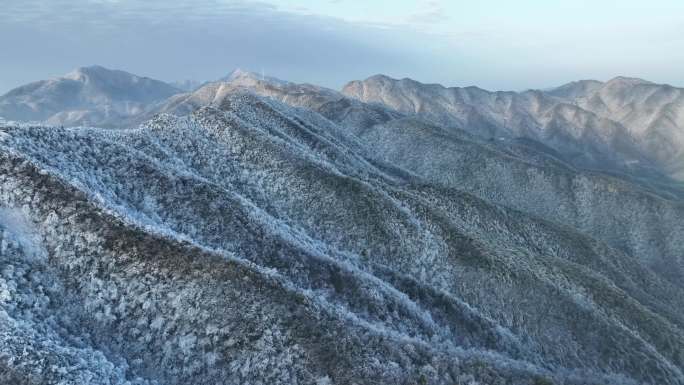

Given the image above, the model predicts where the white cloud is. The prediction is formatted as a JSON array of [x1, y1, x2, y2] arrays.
[[407, 0, 449, 24]]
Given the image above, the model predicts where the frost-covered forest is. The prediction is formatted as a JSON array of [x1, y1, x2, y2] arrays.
[[1, 83, 684, 385]]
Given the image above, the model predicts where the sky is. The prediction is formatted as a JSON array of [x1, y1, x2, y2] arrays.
[[1, 0, 683, 93]]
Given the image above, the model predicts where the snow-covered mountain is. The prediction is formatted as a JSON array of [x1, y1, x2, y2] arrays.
[[139, 69, 402, 130], [2, 93, 684, 384], [146, 69, 336, 117], [0, 66, 182, 127], [142, 70, 684, 203], [3, 67, 684, 384], [4, 66, 682, 181], [341, 74, 684, 179], [550, 77, 684, 180]]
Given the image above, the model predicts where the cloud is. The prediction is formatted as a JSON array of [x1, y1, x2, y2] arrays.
[[0, 0, 279, 26], [0, 0, 458, 92], [407, 0, 450, 24], [1, 0, 682, 93]]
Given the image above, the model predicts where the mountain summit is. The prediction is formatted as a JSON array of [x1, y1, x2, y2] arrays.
[[0, 66, 181, 127], [220, 68, 290, 85]]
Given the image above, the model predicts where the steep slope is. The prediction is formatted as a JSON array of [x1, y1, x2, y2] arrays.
[[341, 75, 659, 175], [352, 116, 684, 280], [0, 66, 181, 127], [1, 94, 684, 384]]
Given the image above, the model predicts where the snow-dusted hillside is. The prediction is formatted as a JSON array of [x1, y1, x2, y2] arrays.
[[1, 93, 684, 384]]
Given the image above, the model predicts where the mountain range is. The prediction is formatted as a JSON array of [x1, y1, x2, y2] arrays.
[[1, 66, 684, 385], [343, 75, 684, 181], [4, 66, 684, 183]]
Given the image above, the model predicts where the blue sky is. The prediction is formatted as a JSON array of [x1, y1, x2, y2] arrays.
[[1, 0, 683, 92]]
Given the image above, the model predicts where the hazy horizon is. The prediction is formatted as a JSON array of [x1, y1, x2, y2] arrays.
[[1, 0, 684, 93]]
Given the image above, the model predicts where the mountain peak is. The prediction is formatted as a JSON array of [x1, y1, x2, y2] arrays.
[[365, 74, 395, 82], [362, 74, 428, 86], [546, 79, 604, 99], [605, 76, 653, 87], [225, 68, 256, 79], [556, 79, 604, 88], [221, 68, 289, 85], [0, 65, 181, 125], [355, 74, 481, 92], [64, 65, 122, 81]]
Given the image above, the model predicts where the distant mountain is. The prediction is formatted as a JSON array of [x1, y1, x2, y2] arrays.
[[150, 69, 335, 115], [545, 79, 604, 99], [3, 93, 684, 384], [5, 67, 682, 181], [141, 70, 684, 196], [0, 66, 182, 127], [549, 77, 684, 180], [341, 75, 674, 178]]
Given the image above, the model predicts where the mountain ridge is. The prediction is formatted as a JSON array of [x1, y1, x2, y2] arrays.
[[342, 73, 684, 181], [2, 93, 684, 383]]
